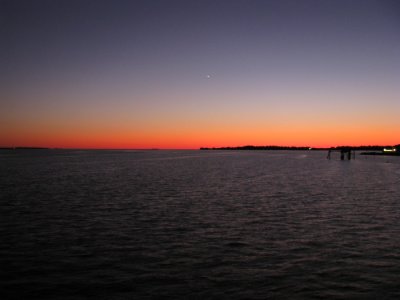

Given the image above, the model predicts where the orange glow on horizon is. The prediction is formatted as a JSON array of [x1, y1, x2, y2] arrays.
[[2, 121, 399, 149]]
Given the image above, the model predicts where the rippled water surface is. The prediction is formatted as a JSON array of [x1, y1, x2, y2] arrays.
[[1, 150, 400, 299]]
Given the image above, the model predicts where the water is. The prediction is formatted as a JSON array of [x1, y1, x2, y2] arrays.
[[1, 149, 400, 299]]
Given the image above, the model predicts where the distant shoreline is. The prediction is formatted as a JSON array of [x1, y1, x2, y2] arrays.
[[200, 145, 397, 151], [1, 145, 399, 155], [201, 146, 313, 150], [0, 147, 50, 150]]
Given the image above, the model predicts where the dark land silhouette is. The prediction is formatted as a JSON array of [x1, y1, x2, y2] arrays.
[[0, 147, 49, 150], [200, 145, 312, 150], [200, 145, 400, 156], [1, 145, 399, 156]]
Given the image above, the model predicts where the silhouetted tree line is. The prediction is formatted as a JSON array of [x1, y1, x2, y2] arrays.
[[0, 147, 49, 150], [331, 145, 398, 151], [201, 144, 400, 152], [200, 145, 311, 150]]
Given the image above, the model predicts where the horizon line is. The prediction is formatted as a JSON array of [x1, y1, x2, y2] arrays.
[[1, 144, 399, 151]]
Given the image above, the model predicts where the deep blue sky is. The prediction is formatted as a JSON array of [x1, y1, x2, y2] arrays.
[[1, 0, 400, 148]]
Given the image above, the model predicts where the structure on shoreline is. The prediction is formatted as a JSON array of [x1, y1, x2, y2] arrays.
[[327, 147, 356, 160], [360, 145, 400, 157]]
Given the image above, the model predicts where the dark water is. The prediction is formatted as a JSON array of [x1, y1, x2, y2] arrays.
[[1, 150, 400, 299]]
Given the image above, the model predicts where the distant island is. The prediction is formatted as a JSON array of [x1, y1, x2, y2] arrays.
[[200, 145, 400, 156], [0, 147, 50, 150], [0, 145, 398, 156], [201, 145, 313, 150]]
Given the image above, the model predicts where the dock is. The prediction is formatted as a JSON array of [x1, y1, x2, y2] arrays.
[[327, 147, 356, 160]]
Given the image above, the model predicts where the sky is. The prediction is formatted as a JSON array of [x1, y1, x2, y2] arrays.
[[1, 0, 400, 149]]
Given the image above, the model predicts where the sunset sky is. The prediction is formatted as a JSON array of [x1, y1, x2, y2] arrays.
[[2, 0, 400, 149]]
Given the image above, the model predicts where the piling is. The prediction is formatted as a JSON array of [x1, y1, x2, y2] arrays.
[[327, 147, 354, 160]]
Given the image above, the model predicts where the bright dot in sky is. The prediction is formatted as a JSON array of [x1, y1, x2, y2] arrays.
[[206, 74, 211, 79]]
